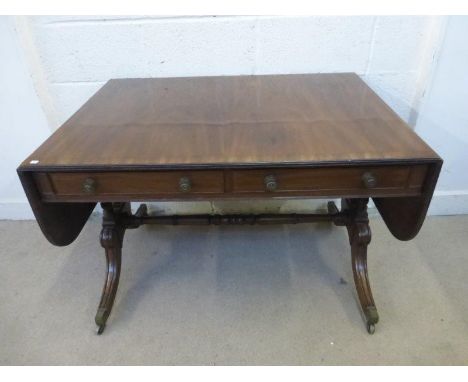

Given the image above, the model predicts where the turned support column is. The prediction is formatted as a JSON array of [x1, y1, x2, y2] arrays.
[[95, 202, 129, 334], [343, 198, 379, 334], [95, 202, 148, 334], [331, 198, 379, 334]]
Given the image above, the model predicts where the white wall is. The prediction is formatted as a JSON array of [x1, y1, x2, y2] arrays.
[[0, 17, 50, 219], [3, 15, 466, 219], [25, 16, 444, 127], [415, 16, 468, 215]]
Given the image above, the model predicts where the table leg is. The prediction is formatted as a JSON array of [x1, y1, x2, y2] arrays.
[[342, 198, 379, 334], [95, 202, 129, 334]]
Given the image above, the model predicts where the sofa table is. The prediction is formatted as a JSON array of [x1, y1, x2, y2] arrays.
[[17, 73, 442, 335]]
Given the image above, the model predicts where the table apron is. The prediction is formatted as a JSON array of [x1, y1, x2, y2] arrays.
[[33, 164, 428, 202]]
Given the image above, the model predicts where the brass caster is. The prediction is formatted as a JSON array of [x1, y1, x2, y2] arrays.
[[97, 324, 106, 335], [364, 306, 378, 334]]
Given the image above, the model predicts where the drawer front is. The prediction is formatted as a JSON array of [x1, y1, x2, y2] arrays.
[[34, 165, 428, 201], [43, 171, 224, 198], [228, 165, 428, 196]]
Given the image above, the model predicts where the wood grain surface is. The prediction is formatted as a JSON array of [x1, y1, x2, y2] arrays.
[[20, 73, 439, 170]]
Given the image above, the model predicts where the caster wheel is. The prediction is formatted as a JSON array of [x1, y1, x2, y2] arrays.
[[366, 323, 375, 335], [97, 324, 106, 335]]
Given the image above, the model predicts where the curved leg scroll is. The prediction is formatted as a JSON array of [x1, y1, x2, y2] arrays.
[[95, 203, 129, 334], [342, 198, 379, 334]]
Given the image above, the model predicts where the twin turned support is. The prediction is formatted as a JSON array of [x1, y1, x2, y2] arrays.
[[95, 198, 378, 335]]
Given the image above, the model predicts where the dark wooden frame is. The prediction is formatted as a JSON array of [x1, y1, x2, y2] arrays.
[[17, 74, 443, 335]]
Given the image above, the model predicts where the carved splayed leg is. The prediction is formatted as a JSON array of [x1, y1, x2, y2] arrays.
[[95, 202, 129, 334], [342, 198, 379, 334]]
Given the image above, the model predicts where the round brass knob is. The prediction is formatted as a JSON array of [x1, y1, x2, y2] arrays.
[[82, 177, 96, 193], [179, 176, 192, 192], [264, 174, 278, 191], [362, 172, 377, 189]]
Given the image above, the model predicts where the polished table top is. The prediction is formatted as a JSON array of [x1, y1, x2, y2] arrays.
[[21, 73, 438, 170]]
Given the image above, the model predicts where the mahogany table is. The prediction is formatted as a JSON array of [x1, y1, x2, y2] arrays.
[[18, 73, 442, 335]]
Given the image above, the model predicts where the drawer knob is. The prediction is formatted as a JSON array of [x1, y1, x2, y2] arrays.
[[179, 177, 192, 192], [82, 177, 96, 193], [362, 172, 377, 189], [264, 174, 278, 191]]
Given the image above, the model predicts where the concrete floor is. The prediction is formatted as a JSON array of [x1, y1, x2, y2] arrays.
[[0, 215, 467, 365]]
